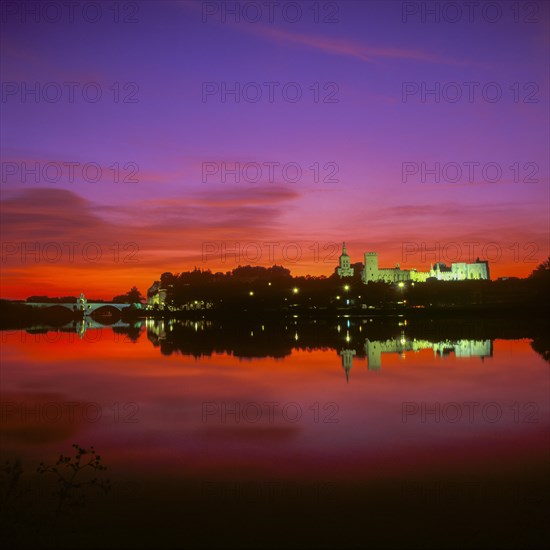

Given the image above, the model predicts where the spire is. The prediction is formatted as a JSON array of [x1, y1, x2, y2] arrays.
[[340, 349, 354, 383], [342, 242, 347, 256], [342, 358, 351, 383]]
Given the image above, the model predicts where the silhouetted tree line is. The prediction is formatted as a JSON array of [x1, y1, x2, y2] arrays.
[[26, 295, 78, 303], [2, 259, 547, 328], [150, 258, 549, 313], [112, 286, 144, 304]]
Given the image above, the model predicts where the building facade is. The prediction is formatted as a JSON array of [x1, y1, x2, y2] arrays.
[[360, 252, 489, 283], [337, 242, 354, 278], [147, 281, 167, 306]]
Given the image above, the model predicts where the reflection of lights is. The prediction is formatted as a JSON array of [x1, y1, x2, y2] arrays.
[[294, 332, 299, 341], [346, 332, 351, 343], [336, 295, 340, 300], [249, 291, 254, 296], [337, 325, 341, 333], [261, 325, 265, 331], [293, 287, 299, 294], [251, 331, 254, 337]]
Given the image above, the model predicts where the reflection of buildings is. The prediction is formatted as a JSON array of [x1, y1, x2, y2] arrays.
[[143, 318, 494, 379], [363, 337, 493, 371], [146, 317, 168, 340], [75, 318, 94, 338], [339, 349, 356, 383], [146, 318, 212, 344]]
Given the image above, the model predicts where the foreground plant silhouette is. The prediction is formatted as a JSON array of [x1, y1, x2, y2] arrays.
[[37, 444, 111, 521], [1, 458, 23, 503]]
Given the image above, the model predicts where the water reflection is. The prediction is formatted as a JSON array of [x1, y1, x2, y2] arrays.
[[22, 316, 142, 340], [1, 315, 548, 549], [363, 337, 492, 370], [8, 315, 547, 372], [144, 317, 501, 378], [337, 337, 493, 381]]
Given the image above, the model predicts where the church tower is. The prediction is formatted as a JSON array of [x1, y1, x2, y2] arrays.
[[337, 242, 354, 278]]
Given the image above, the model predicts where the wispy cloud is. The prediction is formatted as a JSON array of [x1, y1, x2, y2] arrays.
[[173, 0, 463, 66], [241, 25, 462, 65]]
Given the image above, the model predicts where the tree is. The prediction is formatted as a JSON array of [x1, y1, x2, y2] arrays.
[[160, 272, 177, 288], [112, 286, 144, 304], [529, 257, 550, 280]]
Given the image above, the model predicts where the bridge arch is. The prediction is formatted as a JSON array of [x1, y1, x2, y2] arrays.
[[39, 305, 75, 324], [90, 305, 122, 324]]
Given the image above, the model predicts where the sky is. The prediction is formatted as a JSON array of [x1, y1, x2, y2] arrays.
[[1, 0, 549, 299]]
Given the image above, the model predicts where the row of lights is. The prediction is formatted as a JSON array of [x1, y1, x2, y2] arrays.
[[250, 287, 300, 296], [249, 286, 356, 295]]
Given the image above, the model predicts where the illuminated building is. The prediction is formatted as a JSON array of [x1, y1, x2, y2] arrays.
[[336, 242, 354, 278], [147, 281, 167, 306], [361, 252, 489, 283]]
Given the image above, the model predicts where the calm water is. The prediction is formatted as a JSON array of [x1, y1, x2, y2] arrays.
[[1, 316, 549, 548]]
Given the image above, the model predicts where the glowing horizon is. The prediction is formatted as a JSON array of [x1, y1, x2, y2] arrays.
[[1, 1, 548, 300]]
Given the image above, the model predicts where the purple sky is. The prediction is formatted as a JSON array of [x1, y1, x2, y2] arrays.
[[1, 0, 549, 297]]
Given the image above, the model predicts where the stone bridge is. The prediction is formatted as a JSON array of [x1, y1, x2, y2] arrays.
[[27, 302, 131, 314], [26, 294, 133, 316]]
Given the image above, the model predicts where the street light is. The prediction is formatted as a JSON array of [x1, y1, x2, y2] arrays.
[[292, 287, 299, 294]]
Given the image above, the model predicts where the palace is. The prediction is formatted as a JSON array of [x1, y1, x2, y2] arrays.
[[336, 243, 489, 282]]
